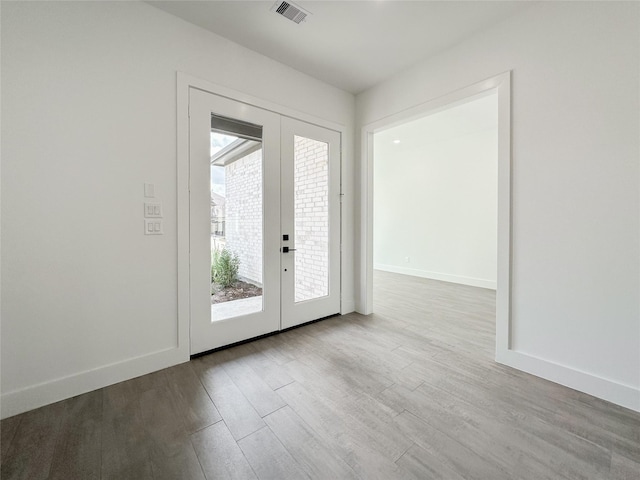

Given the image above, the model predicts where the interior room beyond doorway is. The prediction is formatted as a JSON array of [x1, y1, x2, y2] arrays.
[[372, 92, 499, 336]]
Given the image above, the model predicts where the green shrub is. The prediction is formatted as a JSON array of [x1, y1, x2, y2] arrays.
[[211, 249, 240, 288]]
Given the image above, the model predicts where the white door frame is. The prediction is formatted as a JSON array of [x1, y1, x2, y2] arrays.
[[177, 72, 347, 356], [359, 71, 512, 360]]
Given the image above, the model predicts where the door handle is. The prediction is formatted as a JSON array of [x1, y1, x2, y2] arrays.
[[282, 247, 297, 253]]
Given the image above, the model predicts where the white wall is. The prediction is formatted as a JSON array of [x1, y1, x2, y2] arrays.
[[357, 2, 640, 410], [373, 93, 497, 289], [0, 0, 355, 418]]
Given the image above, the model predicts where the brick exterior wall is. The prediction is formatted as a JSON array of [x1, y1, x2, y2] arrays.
[[225, 149, 263, 286], [222, 138, 330, 298], [294, 136, 329, 302]]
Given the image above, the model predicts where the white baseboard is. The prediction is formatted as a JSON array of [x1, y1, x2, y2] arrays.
[[374, 263, 497, 290], [497, 348, 640, 413], [1, 346, 189, 419]]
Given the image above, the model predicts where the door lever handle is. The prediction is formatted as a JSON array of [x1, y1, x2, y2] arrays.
[[282, 247, 297, 253]]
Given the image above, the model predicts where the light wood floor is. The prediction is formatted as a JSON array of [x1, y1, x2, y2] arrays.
[[2, 270, 639, 479]]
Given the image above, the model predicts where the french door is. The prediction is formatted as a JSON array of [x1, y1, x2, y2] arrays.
[[189, 88, 341, 355]]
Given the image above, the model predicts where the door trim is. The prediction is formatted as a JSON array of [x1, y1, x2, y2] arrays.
[[177, 72, 348, 356]]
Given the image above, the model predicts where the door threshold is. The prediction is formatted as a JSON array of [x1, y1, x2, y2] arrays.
[[190, 312, 341, 359]]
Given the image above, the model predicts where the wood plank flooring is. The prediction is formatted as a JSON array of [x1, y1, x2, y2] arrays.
[[2, 270, 639, 479]]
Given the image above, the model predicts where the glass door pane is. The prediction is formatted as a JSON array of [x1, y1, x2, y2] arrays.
[[293, 135, 329, 302], [210, 126, 263, 321]]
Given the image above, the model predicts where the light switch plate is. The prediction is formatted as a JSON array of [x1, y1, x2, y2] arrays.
[[144, 219, 163, 235], [144, 202, 162, 218], [144, 183, 155, 198]]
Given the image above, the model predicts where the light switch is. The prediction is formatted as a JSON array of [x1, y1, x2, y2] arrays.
[[144, 219, 163, 235], [144, 202, 162, 218]]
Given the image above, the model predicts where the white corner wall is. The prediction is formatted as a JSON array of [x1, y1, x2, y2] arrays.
[[373, 93, 498, 289], [357, 2, 640, 411], [0, 0, 355, 418]]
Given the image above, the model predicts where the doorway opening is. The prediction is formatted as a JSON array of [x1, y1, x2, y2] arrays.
[[372, 91, 499, 357], [360, 72, 511, 360]]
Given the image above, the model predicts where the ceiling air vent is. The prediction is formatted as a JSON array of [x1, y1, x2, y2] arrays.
[[272, 1, 310, 24]]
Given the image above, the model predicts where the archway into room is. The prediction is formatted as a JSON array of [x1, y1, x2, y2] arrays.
[[359, 72, 512, 361]]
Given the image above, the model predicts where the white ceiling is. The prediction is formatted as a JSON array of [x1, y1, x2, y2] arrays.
[[147, 1, 532, 94]]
